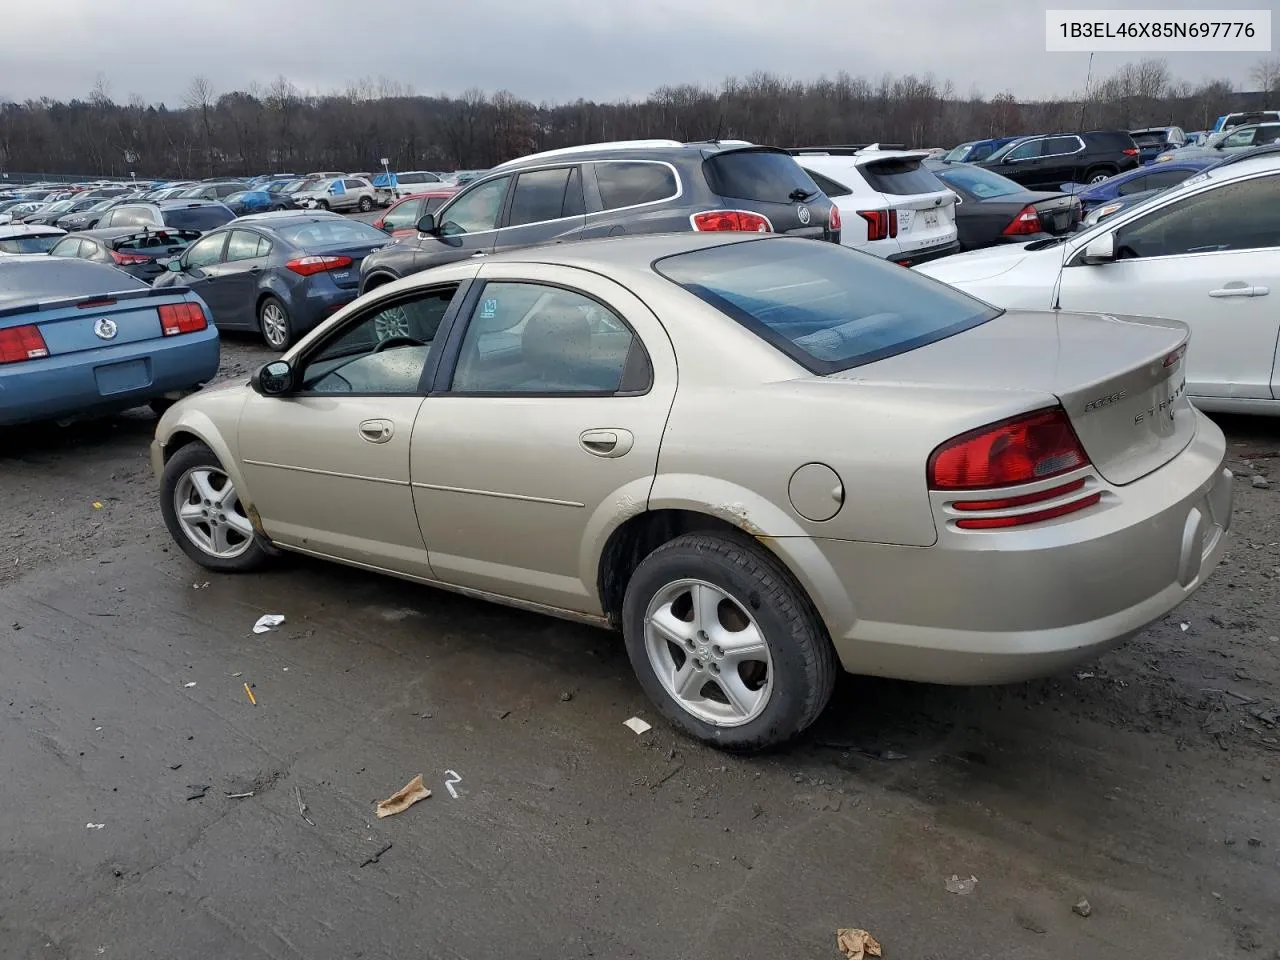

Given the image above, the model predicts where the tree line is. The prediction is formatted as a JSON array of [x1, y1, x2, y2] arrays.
[[1, 58, 1277, 180]]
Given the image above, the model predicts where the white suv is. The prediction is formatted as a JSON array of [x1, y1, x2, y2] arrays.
[[374, 170, 447, 206], [794, 146, 959, 266]]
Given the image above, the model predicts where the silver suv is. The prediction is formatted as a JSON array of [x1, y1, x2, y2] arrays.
[[294, 177, 378, 213]]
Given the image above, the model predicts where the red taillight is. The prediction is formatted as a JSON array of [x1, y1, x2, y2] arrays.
[[954, 492, 1102, 529], [1164, 346, 1186, 367], [952, 477, 1088, 512], [690, 210, 772, 233], [1002, 204, 1042, 236], [857, 209, 898, 242], [927, 408, 1089, 490], [285, 254, 354, 276], [1122, 147, 1139, 157], [77, 297, 117, 309], [0, 324, 50, 364], [828, 206, 841, 231], [111, 249, 150, 265], [158, 302, 208, 336]]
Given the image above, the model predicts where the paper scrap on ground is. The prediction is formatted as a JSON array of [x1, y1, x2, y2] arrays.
[[623, 717, 652, 735], [1180, 622, 1190, 632], [183, 681, 197, 688], [253, 614, 285, 634], [945, 874, 979, 895], [836, 928, 882, 960], [375, 774, 431, 818], [85, 823, 105, 830]]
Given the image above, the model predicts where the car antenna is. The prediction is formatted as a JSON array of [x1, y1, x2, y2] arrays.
[[712, 113, 724, 144], [1056, 50, 1095, 309]]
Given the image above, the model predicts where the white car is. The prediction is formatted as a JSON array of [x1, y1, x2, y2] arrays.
[[795, 147, 959, 266], [374, 170, 447, 205], [0, 224, 64, 254], [916, 148, 1280, 416]]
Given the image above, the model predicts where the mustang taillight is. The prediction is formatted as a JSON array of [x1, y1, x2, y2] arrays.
[[929, 408, 1099, 529], [690, 210, 772, 233], [158, 302, 208, 336], [0, 324, 50, 364]]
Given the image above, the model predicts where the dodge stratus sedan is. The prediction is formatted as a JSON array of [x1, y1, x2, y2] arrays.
[[151, 233, 1232, 749]]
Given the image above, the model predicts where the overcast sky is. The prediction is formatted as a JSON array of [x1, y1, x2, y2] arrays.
[[0, 0, 1274, 105]]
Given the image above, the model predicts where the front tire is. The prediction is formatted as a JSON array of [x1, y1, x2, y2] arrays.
[[1085, 166, 1115, 184], [160, 442, 270, 573], [258, 295, 293, 351], [621, 532, 837, 751], [317, 199, 330, 211], [357, 195, 373, 212]]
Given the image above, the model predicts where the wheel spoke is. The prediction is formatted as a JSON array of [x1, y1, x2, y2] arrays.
[[224, 511, 255, 539], [178, 501, 205, 523], [717, 672, 764, 719], [209, 522, 233, 555], [716, 625, 769, 665], [647, 606, 695, 647], [189, 470, 217, 503], [671, 660, 704, 701], [690, 583, 722, 634]]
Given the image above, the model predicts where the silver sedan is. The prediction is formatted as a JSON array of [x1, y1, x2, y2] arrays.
[[151, 233, 1233, 750]]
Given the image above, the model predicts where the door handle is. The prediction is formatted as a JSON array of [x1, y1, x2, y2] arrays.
[[1209, 282, 1263, 298], [358, 419, 394, 443], [579, 428, 634, 458], [249, 266, 262, 274]]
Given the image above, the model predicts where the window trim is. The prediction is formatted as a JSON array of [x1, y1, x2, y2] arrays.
[[290, 279, 472, 398], [224, 228, 269, 263], [583, 159, 682, 217], [1066, 169, 1280, 266], [504, 166, 579, 229], [431, 278, 654, 399]]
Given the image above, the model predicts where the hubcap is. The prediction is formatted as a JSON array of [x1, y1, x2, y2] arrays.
[[173, 467, 255, 559], [1090, 173, 1109, 183], [261, 303, 287, 348], [644, 579, 773, 726]]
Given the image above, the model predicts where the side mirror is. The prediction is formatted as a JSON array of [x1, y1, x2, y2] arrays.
[[416, 213, 438, 234], [1081, 232, 1116, 264], [166, 258, 183, 272], [252, 360, 295, 395]]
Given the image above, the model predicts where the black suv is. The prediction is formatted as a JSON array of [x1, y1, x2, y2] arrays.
[[359, 141, 839, 293], [977, 131, 1140, 189]]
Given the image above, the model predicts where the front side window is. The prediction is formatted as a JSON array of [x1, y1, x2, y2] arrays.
[[184, 233, 227, 268], [1223, 127, 1257, 148], [300, 286, 456, 394], [437, 176, 510, 236], [1114, 174, 1280, 258], [451, 282, 647, 394], [655, 238, 999, 374], [508, 167, 574, 227]]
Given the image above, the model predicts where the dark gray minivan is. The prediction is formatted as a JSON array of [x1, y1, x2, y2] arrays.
[[358, 140, 840, 293]]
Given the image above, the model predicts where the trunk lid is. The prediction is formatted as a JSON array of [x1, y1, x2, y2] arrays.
[[702, 147, 838, 242], [838, 308, 1194, 486], [0, 287, 188, 355]]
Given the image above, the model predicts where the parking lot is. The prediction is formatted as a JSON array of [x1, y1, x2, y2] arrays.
[[2, 326, 1278, 958]]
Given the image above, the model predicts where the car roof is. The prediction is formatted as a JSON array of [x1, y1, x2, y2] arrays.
[[494, 139, 778, 171], [479, 231, 762, 275], [152, 199, 231, 209], [218, 212, 346, 230]]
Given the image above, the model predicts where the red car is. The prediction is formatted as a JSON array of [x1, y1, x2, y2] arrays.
[[372, 189, 458, 237]]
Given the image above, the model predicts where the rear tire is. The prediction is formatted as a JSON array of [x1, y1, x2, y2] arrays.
[[358, 196, 374, 212], [1084, 166, 1115, 184], [258, 295, 293, 351], [160, 442, 271, 573], [621, 532, 837, 751]]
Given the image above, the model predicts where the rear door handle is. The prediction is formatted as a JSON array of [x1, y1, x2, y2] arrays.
[[358, 419, 394, 443], [579, 428, 634, 458], [1209, 282, 1266, 298]]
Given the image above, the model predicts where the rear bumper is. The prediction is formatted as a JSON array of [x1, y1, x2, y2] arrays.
[[0, 327, 219, 426], [288, 282, 357, 335], [807, 413, 1232, 684], [897, 240, 960, 267]]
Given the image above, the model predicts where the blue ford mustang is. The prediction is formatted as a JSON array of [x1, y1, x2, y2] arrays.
[[0, 257, 219, 426]]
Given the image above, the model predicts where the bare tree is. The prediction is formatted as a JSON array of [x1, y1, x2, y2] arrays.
[[184, 75, 217, 175], [1251, 57, 1280, 93]]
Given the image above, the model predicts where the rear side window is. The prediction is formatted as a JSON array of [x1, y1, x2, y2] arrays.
[[703, 150, 818, 204], [398, 173, 426, 185], [508, 167, 577, 226], [1044, 136, 1083, 155], [162, 206, 235, 231], [593, 162, 677, 210], [803, 169, 852, 197], [108, 207, 153, 227], [654, 238, 998, 374], [859, 157, 947, 196], [275, 219, 388, 246], [50, 237, 85, 258], [0, 234, 62, 254]]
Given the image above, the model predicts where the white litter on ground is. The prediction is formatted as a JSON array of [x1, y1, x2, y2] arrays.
[[253, 614, 285, 634], [85, 823, 105, 830], [183, 682, 197, 688], [623, 717, 652, 735]]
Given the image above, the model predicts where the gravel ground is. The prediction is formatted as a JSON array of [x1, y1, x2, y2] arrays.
[[3, 334, 1280, 958]]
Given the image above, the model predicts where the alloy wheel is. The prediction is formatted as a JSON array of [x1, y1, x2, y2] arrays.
[[261, 302, 288, 349], [173, 466, 255, 560], [643, 578, 773, 726]]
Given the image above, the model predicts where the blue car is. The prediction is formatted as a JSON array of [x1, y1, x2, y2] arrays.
[[0, 257, 219, 426], [223, 190, 292, 216], [152, 213, 390, 350], [1065, 157, 1218, 213]]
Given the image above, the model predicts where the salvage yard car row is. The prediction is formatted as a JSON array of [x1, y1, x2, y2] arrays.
[[6, 132, 1275, 749]]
